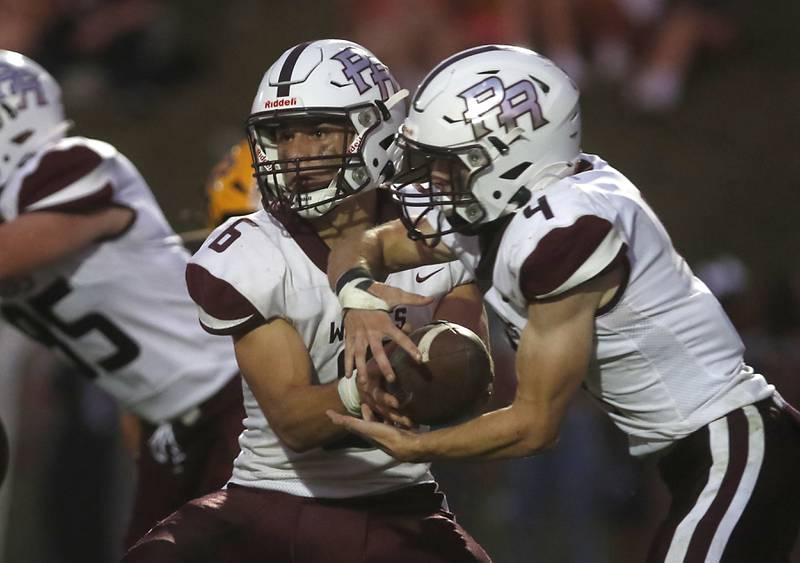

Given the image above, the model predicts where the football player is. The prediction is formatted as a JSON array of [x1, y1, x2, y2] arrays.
[[0, 50, 244, 548], [326, 45, 800, 562], [123, 40, 490, 562]]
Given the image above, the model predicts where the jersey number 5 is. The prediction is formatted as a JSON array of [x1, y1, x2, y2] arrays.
[[0, 278, 140, 379]]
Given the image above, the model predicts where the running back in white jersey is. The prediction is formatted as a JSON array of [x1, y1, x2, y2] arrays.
[[433, 153, 773, 455], [0, 136, 239, 422], [186, 202, 474, 498]]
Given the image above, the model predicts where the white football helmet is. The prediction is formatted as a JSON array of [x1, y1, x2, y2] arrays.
[[247, 39, 407, 219], [392, 45, 581, 240], [0, 50, 70, 189]]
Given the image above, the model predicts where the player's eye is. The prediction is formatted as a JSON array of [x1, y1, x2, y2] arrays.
[[276, 130, 294, 144]]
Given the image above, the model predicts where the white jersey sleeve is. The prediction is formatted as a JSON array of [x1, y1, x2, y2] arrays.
[[0, 137, 120, 218], [498, 183, 627, 304], [186, 215, 286, 336]]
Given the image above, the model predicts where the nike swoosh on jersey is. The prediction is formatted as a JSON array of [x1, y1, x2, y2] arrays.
[[415, 267, 444, 283]]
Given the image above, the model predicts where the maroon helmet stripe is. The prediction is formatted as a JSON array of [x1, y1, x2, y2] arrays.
[[277, 42, 311, 98], [685, 409, 750, 561], [413, 45, 503, 111], [18, 145, 103, 212], [185, 263, 264, 324], [519, 215, 614, 299]]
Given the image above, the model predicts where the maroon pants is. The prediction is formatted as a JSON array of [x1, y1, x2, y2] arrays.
[[124, 376, 244, 549], [123, 482, 491, 563], [647, 396, 800, 562]]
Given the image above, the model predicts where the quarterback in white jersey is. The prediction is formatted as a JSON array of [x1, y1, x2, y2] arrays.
[[328, 46, 800, 562], [187, 197, 476, 497], [125, 40, 490, 563], [0, 50, 243, 548]]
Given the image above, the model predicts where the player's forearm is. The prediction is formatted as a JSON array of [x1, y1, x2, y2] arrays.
[[328, 228, 387, 290], [0, 209, 133, 280], [328, 220, 452, 290], [433, 283, 489, 345], [262, 382, 352, 453], [412, 403, 559, 462]]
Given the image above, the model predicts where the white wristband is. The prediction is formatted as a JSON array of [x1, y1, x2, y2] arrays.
[[338, 277, 391, 311], [337, 375, 362, 417]]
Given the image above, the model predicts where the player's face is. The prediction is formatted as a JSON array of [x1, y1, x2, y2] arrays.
[[429, 156, 470, 197], [273, 119, 352, 192]]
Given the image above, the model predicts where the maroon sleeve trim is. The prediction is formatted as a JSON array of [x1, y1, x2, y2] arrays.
[[185, 262, 266, 333], [595, 249, 629, 316], [199, 314, 268, 337], [27, 183, 115, 214], [18, 145, 104, 212], [519, 215, 613, 301]]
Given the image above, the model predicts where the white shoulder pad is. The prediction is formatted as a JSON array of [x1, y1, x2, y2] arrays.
[[186, 213, 287, 335], [500, 181, 626, 301]]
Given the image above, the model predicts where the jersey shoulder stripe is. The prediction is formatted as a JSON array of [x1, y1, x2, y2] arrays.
[[18, 142, 114, 214], [519, 215, 625, 299], [185, 262, 266, 336], [187, 212, 290, 336]]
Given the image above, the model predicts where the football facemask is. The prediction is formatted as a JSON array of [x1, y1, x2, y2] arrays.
[[247, 39, 408, 220], [391, 135, 491, 243], [392, 45, 582, 240], [249, 112, 366, 217]]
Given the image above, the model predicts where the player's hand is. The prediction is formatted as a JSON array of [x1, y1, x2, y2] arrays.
[[326, 409, 423, 462], [343, 282, 433, 384], [358, 356, 414, 428]]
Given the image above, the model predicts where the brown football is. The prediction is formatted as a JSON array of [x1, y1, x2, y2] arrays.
[[387, 321, 493, 426]]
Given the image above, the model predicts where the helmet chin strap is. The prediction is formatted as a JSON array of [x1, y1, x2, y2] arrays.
[[295, 165, 351, 219], [296, 183, 339, 218], [383, 88, 409, 111], [526, 160, 578, 193], [42, 120, 74, 145], [498, 160, 578, 216]]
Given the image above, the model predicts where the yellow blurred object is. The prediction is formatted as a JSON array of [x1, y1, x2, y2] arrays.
[[206, 139, 259, 228]]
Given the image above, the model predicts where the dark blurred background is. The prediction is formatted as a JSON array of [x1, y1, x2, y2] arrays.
[[1, 0, 799, 561]]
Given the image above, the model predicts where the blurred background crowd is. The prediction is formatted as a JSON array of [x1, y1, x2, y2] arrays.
[[0, 0, 798, 561]]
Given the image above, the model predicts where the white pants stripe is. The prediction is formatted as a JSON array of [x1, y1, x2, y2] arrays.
[[664, 406, 766, 562], [706, 406, 765, 560]]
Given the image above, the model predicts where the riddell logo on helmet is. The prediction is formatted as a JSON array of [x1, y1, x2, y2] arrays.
[[264, 97, 297, 109]]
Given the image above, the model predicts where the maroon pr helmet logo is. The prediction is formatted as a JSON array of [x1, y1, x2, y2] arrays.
[[458, 77, 548, 140]]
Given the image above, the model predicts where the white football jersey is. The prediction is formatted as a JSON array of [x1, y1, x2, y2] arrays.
[[432, 153, 773, 456], [0, 136, 239, 422], [187, 201, 473, 498]]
